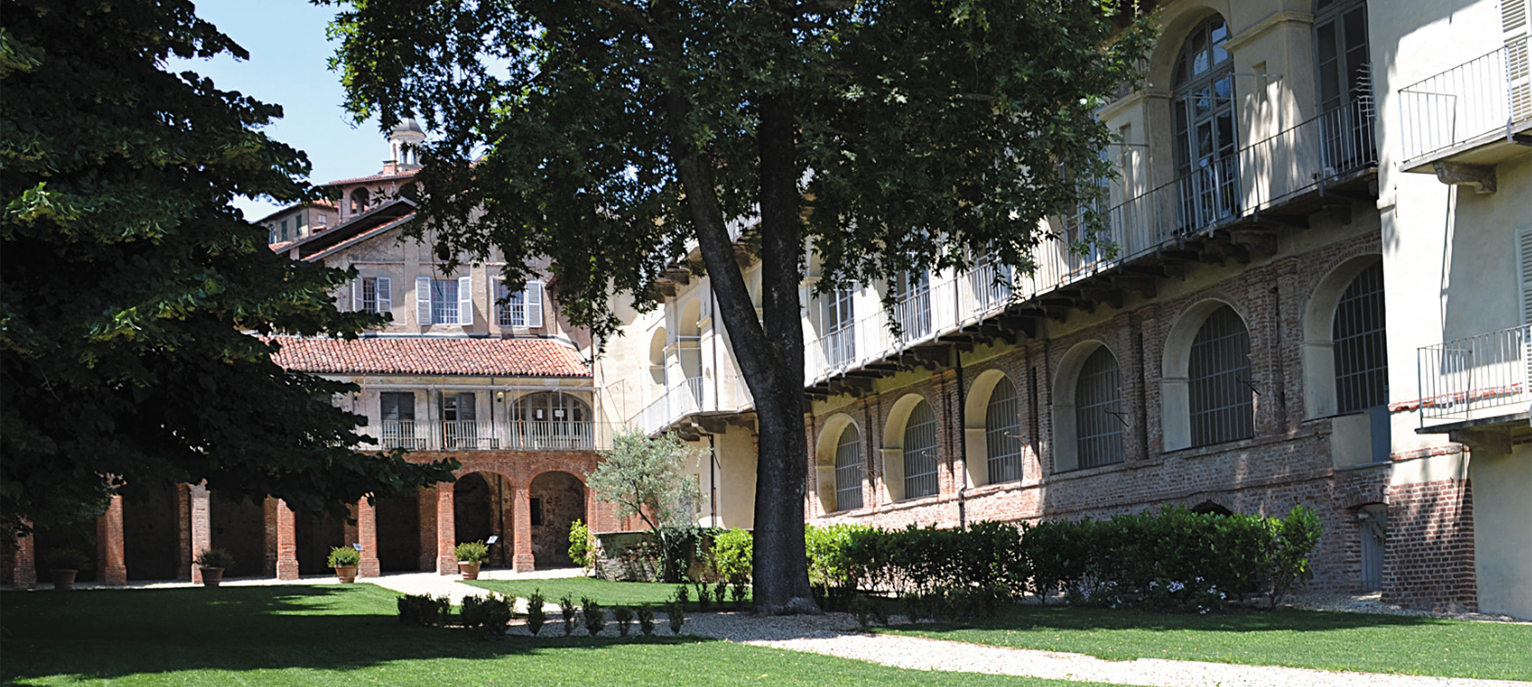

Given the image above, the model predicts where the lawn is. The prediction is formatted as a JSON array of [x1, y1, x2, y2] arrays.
[[467, 576, 745, 609], [879, 604, 1532, 680], [0, 584, 1103, 687]]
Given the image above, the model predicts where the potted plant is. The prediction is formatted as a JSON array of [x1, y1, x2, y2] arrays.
[[194, 547, 235, 587], [455, 540, 490, 580], [45, 548, 91, 591], [328, 546, 362, 583]]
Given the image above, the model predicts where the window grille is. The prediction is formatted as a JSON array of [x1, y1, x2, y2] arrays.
[[1333, 262, 1388, 414], [834, 425, 863, 511], [431, 280, 459, 324], [903, 401, 940, 499], [497, 282, 526, 326], [1075, 347, 1125, 468], [1189, 306, 1254, 446], [985, 376, 1024, 483]]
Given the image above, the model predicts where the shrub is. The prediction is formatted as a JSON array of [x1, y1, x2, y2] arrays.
[[327, 546, 361, 568], [712, 528, 752, 585], [674, 584, 690, 606], [613, 605, 634, 636], [1268, 504, 1323, 606], [461, 593, 514, 637], [454, 540, 490, 564], [44, 548, 91, 572], [636, 605, 656, 637], [694, 580, 712, 610], [397, 594, 450, 627], [525, 589, 547, 636], [850, 594, 876, 629], [568, 519, 594, 569], [581, 598, 606, 636], [194, 547, 235, 569], [666, 598, 685, 634], [713, 580, 728, 611], [559, 595, 577, 636], [729, 581, 749, 609]]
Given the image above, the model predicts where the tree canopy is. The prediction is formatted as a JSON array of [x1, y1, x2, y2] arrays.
[[0, 0, 457, 537], [328, 0, 1150, 613]]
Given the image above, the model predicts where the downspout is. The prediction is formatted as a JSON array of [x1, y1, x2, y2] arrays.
[[954, 345, 968, 529], [711, 288, 721, 412], [708, 433, 719, 527]]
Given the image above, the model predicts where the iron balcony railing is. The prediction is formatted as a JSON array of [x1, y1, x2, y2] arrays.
[[1417, 324, 1531, 424], [1398, 39, 1532, 165], [377, 419, 605, 450], [632, 374, 755, 435], [804, 100, 1376, 385]]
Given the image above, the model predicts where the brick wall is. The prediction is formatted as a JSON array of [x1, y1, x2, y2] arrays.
[[1383, 477, 1477, 612]]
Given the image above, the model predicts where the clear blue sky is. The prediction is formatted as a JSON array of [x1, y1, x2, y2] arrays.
[[176, 1, 388, 220]]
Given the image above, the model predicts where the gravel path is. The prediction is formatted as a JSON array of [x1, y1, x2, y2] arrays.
[[367, 575, 1528, 686]]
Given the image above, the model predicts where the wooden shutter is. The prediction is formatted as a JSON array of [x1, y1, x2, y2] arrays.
[[458, 275, 474, 326], [525, 280, 544, 329], [377, 277, 392, 315], [1520, 226, 1532, 326], [1508, 0, 1532, 121], [415, 276, 432, 324], [460, 392, 476, 422]]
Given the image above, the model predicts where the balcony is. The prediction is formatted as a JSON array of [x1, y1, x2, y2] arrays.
[[377, 419, 605, 451], [803, 100, 1378, 391], [633, 374, 755, 436], [1416, 324, 1531, 427], [1398, 40, 1532, 180]]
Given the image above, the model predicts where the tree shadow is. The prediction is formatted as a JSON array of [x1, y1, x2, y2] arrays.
[[0, 586, 709, 684], [890, 603, 1485, 637]]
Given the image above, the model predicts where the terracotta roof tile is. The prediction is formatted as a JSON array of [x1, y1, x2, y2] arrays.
[[269, 336, 590, 378]]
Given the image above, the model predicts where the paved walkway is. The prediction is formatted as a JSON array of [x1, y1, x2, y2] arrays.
[[361, 572, 1528, 687]]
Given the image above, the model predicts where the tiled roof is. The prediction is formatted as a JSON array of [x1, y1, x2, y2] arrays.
[[269, 336, 590, 378], [323, 168, 419, 187]]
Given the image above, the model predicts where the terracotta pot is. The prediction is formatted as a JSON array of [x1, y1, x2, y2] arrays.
[[200, 567, 224, 588], [335, 565, 358, 584], [51, 569, 77, 591], [458, 561, 481, 580]]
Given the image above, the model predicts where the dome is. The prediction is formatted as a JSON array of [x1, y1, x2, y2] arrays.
[[391, 117, 424, 135]]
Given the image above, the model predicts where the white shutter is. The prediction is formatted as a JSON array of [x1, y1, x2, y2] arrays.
[[416, 276, 432, 325], [1507, 0, 1532, 121], [377, 277, 392, 316], [351, 279, 360, 312], [458, 275, 474, 326], [1519, 227, 1532, 326], [525, 280, 544, 329]]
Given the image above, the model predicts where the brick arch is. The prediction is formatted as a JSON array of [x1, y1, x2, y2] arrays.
[[1160, 297, 1252, 451], [814, 413, 862, 514], [528, 470, 587, 569], [882, 391, 940, 502]]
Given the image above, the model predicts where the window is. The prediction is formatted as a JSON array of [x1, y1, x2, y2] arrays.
[[497, 280, 545, 328], [1075, 347, 1125, 468], [891, 270, 931, 340], [985, 376, 1024, 483], [1188, 306, 1254, 446], [415, 276, 473, 325], [354, 276, 392, 315], [1333, 261, 1387, 414], [512, 392, 593, 449], [833, 425, 863, 511], [441, 392, 477, 448], [1315, 0, 1373, 172], [350, 187, 370, 215], [1173, 15, 1239, 230], [280, 220, 289, 242], [902, 400, 939, 499], [380, 392, 415, 449], [823, 287, 856, 367], [530, 498, 544, 526], [971, 251, 1014, 310]]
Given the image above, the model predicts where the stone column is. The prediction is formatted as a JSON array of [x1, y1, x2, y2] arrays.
[[176, 486, 192, 580], [357, 498, 381, 578], [274, 500, 300, 580], [435, 482, 456, 575], [12, 521, 37, 589], [96, 494, 127, 586], [188, 482, 211, 584], [512, 484, 535, 572]]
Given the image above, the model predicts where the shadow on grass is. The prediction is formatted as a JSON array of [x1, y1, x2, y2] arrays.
[[898, 603, 1472, 636], [0, 585, 713, 685]]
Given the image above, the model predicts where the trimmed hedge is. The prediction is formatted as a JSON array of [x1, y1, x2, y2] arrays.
[[807, 504, 1321, 613]]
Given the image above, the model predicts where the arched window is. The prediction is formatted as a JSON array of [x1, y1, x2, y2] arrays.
[[1076, 347, 1125, 468], [513, 392, 590, 423], [985, 376, 1024, 483], [1315, 0, 1373, 171], [903, 400, 939, 499], [350, 187, 371, 215], [1333, 261, 1387, 414], [511, 392, 592, 449], [1189, 306, 1254, 446], [1173, 15, 1238, 230], [834, 425, 863, 511]]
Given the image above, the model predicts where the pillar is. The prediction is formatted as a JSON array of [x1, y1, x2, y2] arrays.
[[188, 482, 211, 584], [12, 520, 37, 589], [418, 486, 437, 571], [357, 498, 381, 578], [274, 499, 299, 580], [96, 494, 127, 586], [435, 481, 456, 574], [176, 486, 192, 580], [512, 483, 534, 572]]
